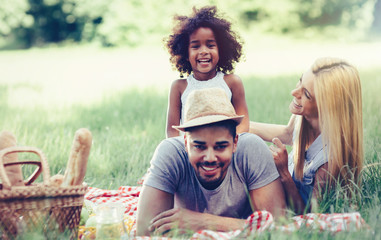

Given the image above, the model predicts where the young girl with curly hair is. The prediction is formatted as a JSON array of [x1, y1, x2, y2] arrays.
[[165, 6, 249, 138]]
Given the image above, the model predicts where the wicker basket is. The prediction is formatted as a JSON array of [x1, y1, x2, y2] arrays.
[[0, 146, 88, 240]]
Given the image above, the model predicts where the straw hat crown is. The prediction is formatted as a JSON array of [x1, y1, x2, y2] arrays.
[[173, 88, 244, 131]]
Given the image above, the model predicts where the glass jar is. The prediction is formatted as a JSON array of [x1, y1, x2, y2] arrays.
[[96, 202, 128, 240]]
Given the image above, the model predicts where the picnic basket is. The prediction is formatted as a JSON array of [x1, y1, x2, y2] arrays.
[[0, 146, 88, 239]]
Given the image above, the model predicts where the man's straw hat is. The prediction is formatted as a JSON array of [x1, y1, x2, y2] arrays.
[[173, 88, 244, 131]]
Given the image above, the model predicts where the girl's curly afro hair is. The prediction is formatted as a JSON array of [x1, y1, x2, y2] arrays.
[[165, 6, 243, 77]]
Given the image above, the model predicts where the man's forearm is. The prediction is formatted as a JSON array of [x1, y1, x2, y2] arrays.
[[202, 213, 246, 232], [136, 186, 174, 236], [147, 207, 247, 235]]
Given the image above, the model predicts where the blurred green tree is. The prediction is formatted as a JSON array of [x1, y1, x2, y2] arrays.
[[0, 0, 378, 49], [230, 0, 301, 33], [371, 0, 381, 33], [26, 0, 82, 45], [0, 0, 103, 48], [296, 0, 369, 27], [0, 0, 30, 48]]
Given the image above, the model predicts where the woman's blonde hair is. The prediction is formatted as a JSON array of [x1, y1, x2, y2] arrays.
[[293, 57, 363, 191]]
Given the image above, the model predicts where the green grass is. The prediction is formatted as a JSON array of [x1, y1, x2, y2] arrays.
[[0, 47, 381, 238], [0, 85, 168, 188]]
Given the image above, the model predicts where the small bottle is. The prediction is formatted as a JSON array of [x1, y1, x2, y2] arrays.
[[96, 202, 128, 240]]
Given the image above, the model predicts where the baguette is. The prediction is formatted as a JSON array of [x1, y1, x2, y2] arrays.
[[62, 128, 92, 186], [49, 174, 64, 187], [0, 131, 24, 186]]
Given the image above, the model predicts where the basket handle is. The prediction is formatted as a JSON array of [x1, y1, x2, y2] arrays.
[[3, 161, 42, 186], [0, 146, 51, 190]]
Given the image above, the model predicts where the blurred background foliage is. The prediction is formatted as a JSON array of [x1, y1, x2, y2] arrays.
[[0, 0, 380, 49]]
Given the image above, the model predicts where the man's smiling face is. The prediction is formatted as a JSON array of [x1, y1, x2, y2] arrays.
[[184, 125, 237, 190]]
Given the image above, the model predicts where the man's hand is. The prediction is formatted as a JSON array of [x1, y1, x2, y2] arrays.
[[149, 208, 203, 236]]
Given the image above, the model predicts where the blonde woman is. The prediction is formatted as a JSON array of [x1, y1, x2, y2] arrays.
[[250, 57, 363, 214]]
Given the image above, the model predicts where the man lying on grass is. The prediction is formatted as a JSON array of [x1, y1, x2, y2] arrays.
[[136, 88, 286, 236]]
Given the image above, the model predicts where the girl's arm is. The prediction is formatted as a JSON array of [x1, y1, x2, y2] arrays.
[[225, 74, 250, 134], [166, 80, 184, 138], [249, 115, 296, 145]]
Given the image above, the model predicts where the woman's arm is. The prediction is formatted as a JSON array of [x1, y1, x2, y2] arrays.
[[310, 163, 329, 212], [250, 115, 296, 145], [166, 80, 184, 138], [270, 138, 306, 214], [225, 74, 250, 133]]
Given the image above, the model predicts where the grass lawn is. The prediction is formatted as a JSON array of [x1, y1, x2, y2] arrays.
[[0, 38, 381, 238]]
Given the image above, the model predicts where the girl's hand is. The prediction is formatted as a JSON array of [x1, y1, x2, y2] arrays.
[[269, 138, 289, 176]]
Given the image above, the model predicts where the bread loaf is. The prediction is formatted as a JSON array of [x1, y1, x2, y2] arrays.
[[62, 128, 92, 186], [0, 131, 24, 186], [49, 174, 64, 187]]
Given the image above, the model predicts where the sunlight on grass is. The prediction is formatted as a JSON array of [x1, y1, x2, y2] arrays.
[[2, 46, 175, 108], [237, 34, 381, 76], [2, 37, 381, 109], [1, 44, 381, 238]]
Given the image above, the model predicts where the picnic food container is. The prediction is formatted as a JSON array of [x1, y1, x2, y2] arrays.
[[0, 146, 87, 240], [95, 202, 128, 239]]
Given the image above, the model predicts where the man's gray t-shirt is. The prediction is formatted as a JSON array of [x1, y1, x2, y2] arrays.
[[143, 133, 279, 219]]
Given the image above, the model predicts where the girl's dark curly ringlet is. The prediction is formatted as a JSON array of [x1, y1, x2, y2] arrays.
[[165, 6, 243, 77]]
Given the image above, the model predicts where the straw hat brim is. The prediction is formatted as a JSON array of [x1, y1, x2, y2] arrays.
[[173, 114, 244, 131]]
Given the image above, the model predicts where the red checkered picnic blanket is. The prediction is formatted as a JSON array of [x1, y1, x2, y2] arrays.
[[85, 186, 140, 216], [84, 186, 369, 239]]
